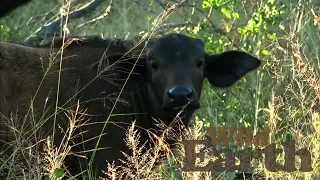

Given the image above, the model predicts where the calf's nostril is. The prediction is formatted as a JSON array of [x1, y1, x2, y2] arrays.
[[167, 91, 174, 99], [187, 91, 193, 99], [167, 86, 194, 100]]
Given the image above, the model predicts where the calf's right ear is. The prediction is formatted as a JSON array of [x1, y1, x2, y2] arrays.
[[205, 50, 261, 88]]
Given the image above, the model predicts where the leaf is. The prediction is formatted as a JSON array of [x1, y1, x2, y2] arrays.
[[53, 168, 64, 178], [221, 7, 232, 19], [262, 49, 269, 56]]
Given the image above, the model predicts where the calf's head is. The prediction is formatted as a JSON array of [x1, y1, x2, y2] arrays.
[[124, 34, 261, 120]]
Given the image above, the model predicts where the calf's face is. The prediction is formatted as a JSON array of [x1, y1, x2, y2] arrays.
[[145, 34, 206, 111], [127, 34, 261, 116]]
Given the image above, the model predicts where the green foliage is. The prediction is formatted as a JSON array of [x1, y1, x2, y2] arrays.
[[202, 0, 240, 20], [44, 168, 65, 180], [238, 2, 285, 34], [238, 1, 285, 56], [0, 20, 10, 40], [202, 0, 226, 8], [53, 168, 64, 179]]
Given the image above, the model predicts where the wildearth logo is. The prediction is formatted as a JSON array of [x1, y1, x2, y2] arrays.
[[182, 126, 313, 172]]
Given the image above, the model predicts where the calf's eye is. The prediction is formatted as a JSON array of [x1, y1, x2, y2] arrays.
[[151, 62, 159, 71], [196, 60, 204, 68]]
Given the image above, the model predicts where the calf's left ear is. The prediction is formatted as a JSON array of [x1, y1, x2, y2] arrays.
[[205, 50, 261, 88]]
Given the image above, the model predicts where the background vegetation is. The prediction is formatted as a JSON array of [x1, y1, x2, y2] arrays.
[[1, 0, 319, 179]]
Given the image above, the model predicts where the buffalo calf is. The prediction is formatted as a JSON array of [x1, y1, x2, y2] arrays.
[[0, 34, 261, 178]]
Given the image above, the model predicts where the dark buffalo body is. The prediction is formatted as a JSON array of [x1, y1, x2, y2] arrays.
[[0, 34, 261, 178]]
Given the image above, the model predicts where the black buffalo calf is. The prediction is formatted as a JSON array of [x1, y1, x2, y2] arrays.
[[0, 34, 261, 178]]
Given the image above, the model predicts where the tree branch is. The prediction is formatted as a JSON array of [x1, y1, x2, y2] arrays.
[[24, 0, 106, 45], [76, 0, 113, 28], [169, 0, 241, 49], [155, 22, 194, 34], [151, 0, 189, 33]]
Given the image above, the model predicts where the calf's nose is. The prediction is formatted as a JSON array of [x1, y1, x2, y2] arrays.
[[167, 85, 193, 101]]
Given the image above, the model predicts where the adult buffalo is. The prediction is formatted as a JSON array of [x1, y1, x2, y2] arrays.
[[0, 33, 261, 179]]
